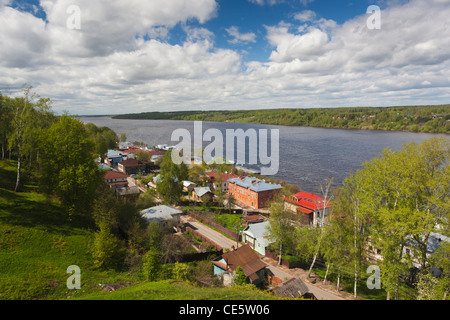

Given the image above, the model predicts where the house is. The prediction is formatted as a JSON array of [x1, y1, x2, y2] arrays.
[[227, 176, 282, 209], [182, 180, 197, 192], [205, 170, 239, 192], [271, 276, 315, 300], [284, 191, 332, 226], [140, 205, 183, 230], [147, 174, 161, 189], [193, 186, 213, 202], [103, 170, 129, 189], [212, 244, 267, 286], [148, 150, 165, 162], [242, 221, 272, 256], [118, 158, 146, 175], [104, 149, 126, 167], [115, 186, 142, 202]]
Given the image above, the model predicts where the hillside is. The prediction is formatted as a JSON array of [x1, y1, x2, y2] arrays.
[[111, 105, 450, 133], [0, 160, 280, 300]]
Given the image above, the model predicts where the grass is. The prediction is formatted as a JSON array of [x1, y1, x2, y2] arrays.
[[78, 280, 278, 300]]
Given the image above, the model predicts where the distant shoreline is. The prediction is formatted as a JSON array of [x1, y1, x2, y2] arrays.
[[80, 105, 450, 134]]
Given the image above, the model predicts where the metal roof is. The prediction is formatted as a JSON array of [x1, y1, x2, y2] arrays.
[[140, 205, 183, 223], [194, 186, 212, 197], [228, 176, 282, 192]]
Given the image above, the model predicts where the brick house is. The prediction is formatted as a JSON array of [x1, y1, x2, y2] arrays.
[[117, 158, 146, 175], [205, 170, 239, 192], [284, 191, 331, 226], [227, 176, 282, 209]]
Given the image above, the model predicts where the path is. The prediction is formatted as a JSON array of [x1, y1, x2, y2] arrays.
[[180, 215, 237, 250]]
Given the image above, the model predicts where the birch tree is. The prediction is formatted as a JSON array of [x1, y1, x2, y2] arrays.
[[266, 200, 295, 265], [9, 87, 51, 191]]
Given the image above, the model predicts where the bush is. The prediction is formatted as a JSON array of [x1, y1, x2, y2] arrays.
[[142, 249, 162, 281], [92, 227, 125, 269]]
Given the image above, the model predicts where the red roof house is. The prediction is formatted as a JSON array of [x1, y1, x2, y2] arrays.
[[284, 191, 332, 226]]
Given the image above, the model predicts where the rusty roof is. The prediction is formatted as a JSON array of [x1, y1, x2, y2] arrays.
[[222, 244, 266, 278]]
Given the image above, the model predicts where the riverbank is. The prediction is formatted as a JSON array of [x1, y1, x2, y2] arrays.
[[109, 105, 450, 134]]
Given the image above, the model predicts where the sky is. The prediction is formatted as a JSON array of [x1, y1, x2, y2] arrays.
[[0, 0, 449, 115]]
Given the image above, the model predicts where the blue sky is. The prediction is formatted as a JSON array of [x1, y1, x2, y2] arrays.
[[0, 0, 449, 115]]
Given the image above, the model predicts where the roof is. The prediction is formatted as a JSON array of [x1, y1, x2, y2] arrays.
[[272, 276, 310, 298], [119, 158, 145, 167], [228, 176, 282, 193], [243, 215, 264, 222], [107, 149, 124, 159], [287, 191, 331, 210], [221, 244, 266, 279], [194, 186, 212, 197], [206, 170, 239, 183], [98, 163, 112, 171], [183, 180, 196, 187], [104, 170, 129, 180], [243, 221, 272, 247], [140, 205, 183, 223]]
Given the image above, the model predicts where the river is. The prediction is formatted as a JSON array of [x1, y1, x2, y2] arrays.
[[79, 117, 446, 194]]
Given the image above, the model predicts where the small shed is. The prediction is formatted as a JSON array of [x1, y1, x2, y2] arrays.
[[182, 180, 197, 192], [271, 276, 316, 300], [193, 186, 213, 202]]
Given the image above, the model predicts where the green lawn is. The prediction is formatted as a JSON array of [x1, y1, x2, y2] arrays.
[[79, 280, 278, 300]]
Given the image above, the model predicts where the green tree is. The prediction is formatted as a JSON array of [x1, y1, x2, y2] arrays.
[[266, 201, 295, 265], [156, 150, 187, 205], [0, 93, 13, 160], [142, 248, 162, 281], [38, 115, 102, 219], [9, 87, 52, 191], [234, 266, 248, 285], [338, 137, 449, 299], [92, 226, 124, 269]]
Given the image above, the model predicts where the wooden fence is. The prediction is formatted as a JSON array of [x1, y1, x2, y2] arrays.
[[186, 211, 242, 242]]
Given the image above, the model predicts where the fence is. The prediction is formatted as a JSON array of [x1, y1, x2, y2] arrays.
[[185, 226, 224, 252], [265, 250, 324, 270], [186, 211, 242, 242]]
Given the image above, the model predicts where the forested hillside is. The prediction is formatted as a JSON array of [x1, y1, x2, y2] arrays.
[[112, 105, 450, 133]]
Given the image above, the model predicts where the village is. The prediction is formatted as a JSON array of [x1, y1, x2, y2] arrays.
[[97, 140, 350, 299], [95, 139, 449, 300]]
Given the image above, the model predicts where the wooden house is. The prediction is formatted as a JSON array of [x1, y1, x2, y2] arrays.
[[212, 244, 267, 286]]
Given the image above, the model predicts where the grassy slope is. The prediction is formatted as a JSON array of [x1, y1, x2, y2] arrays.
[[0, 160, 279, 300]]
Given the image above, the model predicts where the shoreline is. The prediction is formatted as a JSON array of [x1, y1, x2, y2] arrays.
[[80, 115, 450, 135]]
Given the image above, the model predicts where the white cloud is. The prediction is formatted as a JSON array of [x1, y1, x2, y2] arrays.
[[294, 10, 316, 22], [0, 0, 450, 115], [225, 26, 257, 45]]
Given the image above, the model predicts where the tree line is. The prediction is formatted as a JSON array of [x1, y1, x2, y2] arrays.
[[266, 137, 450, 300], [112, 105, 450, 133]]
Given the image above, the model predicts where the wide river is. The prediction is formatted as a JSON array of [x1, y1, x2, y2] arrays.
[[80, 117, 447, 194]]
